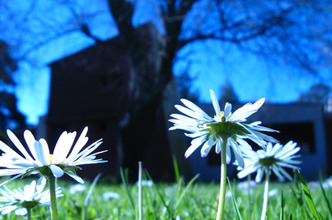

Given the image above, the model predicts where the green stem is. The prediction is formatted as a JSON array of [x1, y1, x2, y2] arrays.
[[138, 161, 142, 220], [48, 174, 58, 220], [216, 138, 227, 220], [261, 167, 270, 220], [247, 175, 251, 212], [27, 208, 32, 220]]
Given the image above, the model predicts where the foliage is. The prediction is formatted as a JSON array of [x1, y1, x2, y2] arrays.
[[219, 80, 239, 104], [176, 70, 200, 102], [0, 40, 26, 131], [298, 83, 331, 104]]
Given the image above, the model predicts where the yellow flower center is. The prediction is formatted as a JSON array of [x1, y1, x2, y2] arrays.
[[214, 111, 231, 121]]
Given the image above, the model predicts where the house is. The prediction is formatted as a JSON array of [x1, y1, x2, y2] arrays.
[[42, 25, 176, 181]]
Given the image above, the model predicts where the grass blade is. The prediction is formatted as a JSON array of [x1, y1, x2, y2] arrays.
[[138, 161, 143, 220], [318, 179, 332, 218], [298, 170, 322, 220], [280, 190, 284, 220], [227, 178, 242, 220], [84, 173, 102, 207], [81, 173, 102, 220], [173, 155, 181, 184], [120, 167, 136, 213], [144, 170, 173, 218], [290, 183, 311, 219], [174, 174, 199, 210]]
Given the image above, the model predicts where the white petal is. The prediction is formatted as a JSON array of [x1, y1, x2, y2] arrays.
[[168, 124, 200, 133], [175, 105, 206, 121], [228, 99, 265, 122], [215, 140, 221, 154], [253, 98, 265, 110], [170, 114, 199, 125], [226, 145, 231, 164], [249, 130, 278, 144], [277, 162, 301, 170], [13, 160, 36, 168], [276, 166, 293, 181], [271, 166, 286, 181], [24, 180, 35, 200], [237, 137, 252, 150], [200, 137, 215, 157], [185, 131, 208, 138], [270, 143, 282, 155], [229, 138, 244, 168], [23, 130, 38, 160], [65, 140, 104, 165], [6, 130, 34, 161], [50, 165, 64, 178], [2, 205, 17, 214], [36, 177, 47, 193], [0, 174, 24, 187], [34, 141, 49, 166], [184, 135, 206, 158], [0, 141, 25, 160], [237, 165, 257, 179], [52, 131, 76, 164], [249, 123, 279, 133], [255, 168, 264, 183], [282, 141, 296, 151], [228, 104, 256, 122], [224, 102, 232, 119], [180, 99, 211, 120], [210, 90, 221, 119], [69, 127, 89, 158], [15, 208, 27, 216], [67, 173, 84, 184]]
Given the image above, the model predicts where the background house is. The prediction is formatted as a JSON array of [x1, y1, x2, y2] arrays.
[[41, 26, 176, 181]]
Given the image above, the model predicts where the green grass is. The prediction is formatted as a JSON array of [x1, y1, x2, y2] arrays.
[[1, 172, 332, 220]]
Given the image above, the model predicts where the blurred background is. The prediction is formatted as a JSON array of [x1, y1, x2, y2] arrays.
[[1, 0, 332, 182]]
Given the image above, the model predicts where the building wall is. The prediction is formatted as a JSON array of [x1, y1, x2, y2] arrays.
[[45, 33, 175, 181]]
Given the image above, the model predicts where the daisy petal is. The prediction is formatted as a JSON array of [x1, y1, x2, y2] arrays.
[[50, 165, 64, 178], [210, 90, 221, 119], [67, 173, 84, 184]]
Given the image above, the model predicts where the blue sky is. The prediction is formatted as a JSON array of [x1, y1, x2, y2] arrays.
[[3, 0, 329, 125]]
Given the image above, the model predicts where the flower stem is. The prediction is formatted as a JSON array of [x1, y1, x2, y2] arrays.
[[27, 208, 32, 220], [48, 174, 58, 220], [138, 161, 143, 220], [261, 168, 270, 220], [216, 138, 227, 220]]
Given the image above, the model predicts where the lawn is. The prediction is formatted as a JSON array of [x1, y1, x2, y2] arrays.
[[1, 170, 331, 220]]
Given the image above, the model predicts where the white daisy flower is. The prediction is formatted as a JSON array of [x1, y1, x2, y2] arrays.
[[69, 183, 86, 194], [103, 191, 120, 200], [236, 141, 302, 182], [0, 178, 62, 216], [169, 89, 277, 167], [136, 180, 153, 188], [0, 126, 107, 185]]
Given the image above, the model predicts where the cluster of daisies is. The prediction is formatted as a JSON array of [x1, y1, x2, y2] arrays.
[[0, 126, 106, 217], [0, 88, 302, 219], [169, 89, 301, 182], [169, 89, 302, 219]]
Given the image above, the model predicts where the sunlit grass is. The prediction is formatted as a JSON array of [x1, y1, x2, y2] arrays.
[[1, 172, 331, 220]]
